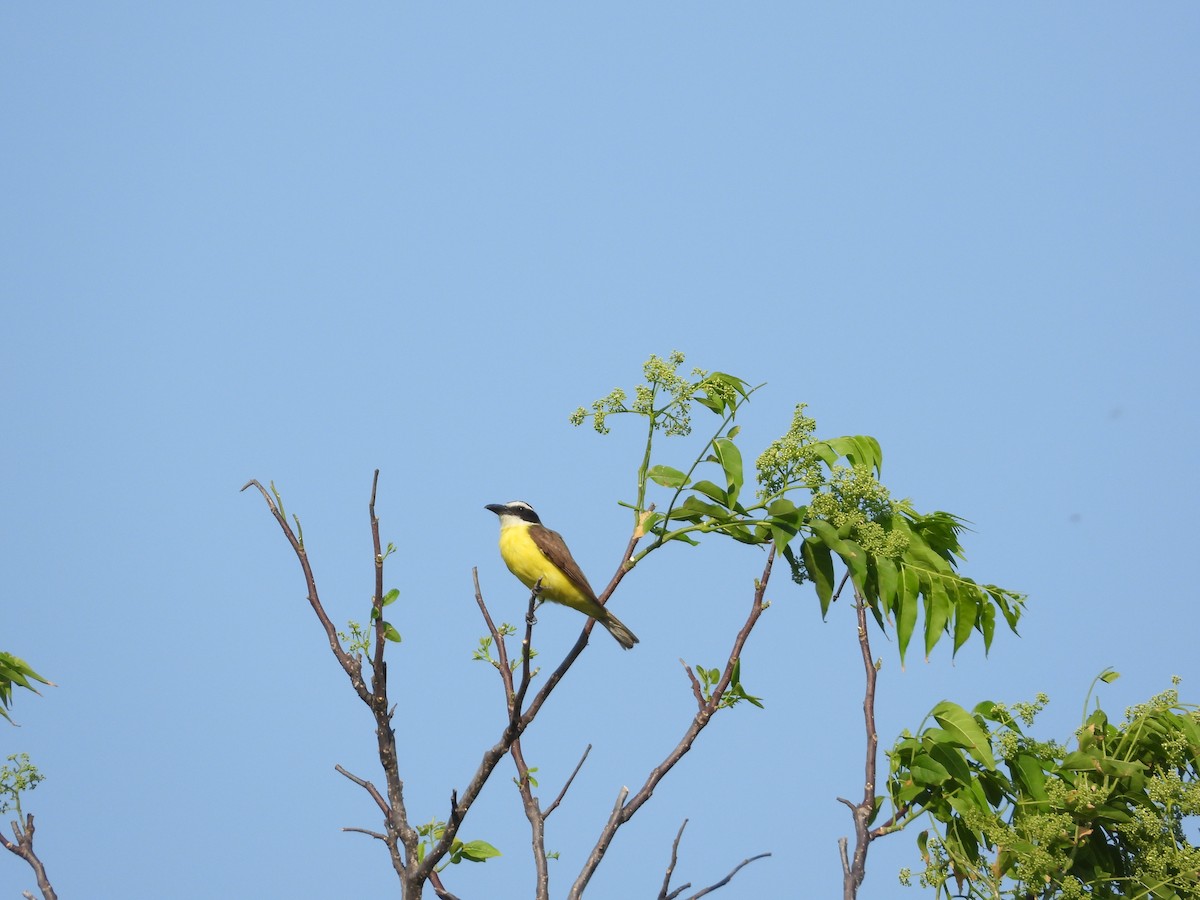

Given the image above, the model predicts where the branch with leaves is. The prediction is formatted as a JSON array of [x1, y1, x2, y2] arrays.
[[881, 671, 1200, 898], [1, 653, 55, 900], [243, 351, 1029, 897], [573, 352, 1027, 897]]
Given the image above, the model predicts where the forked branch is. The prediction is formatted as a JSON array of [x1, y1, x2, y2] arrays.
[[568, 547, 777, 899], [658, 817, 771, 900], [2, 814, 57, 900]]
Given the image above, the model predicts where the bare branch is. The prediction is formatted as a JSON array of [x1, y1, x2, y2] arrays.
[[658, 816, 769, 900], [241, 479, 368, 700], [335, 764, 391, 818], [830, 569, 852, 604], [658, 819, 689, 900], [343, 826, 389, 841], [684, 853, 771, 899], [569, 548, 776, 900], [244, 474, 416, 885], [428, 870, 463, 900], [473, 569, 515, 707], [2, 814, 57, 900], [510, 737, 550, 900], [544, 744, 592, 820], [510, 586, 540, 721], [680, 658, 704, 710]]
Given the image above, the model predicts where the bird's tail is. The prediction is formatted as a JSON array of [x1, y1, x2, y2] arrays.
[[601, 610, 639, 650]]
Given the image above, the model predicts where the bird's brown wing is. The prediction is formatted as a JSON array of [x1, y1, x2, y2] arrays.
[[529, 525, 598, 600]]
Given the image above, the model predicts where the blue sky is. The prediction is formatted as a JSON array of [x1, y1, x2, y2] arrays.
[[3, 4, 1198, 897]]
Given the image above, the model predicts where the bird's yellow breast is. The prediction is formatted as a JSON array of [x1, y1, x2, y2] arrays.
[[497, 525, 590, 610]]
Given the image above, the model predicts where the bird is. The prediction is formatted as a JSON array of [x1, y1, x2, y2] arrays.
[[485, 501, 639, 649]]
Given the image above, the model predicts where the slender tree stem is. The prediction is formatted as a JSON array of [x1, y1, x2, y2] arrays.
[[841, 586, 879, 900]]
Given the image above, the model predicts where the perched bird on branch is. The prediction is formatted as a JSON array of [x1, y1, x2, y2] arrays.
[[485, 501, 639, 649]]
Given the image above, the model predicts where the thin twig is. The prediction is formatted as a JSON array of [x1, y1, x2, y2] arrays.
[[658, 819, 689, 900], [544, 744, 592, 820], [335, 764, 391, 817], [684, 852, 772, 899], [241, 479, 368, 699], [568, 548, 776, 900], [472, 568, 513, 708], [681, 659, 704, 710], [511, 586, 540, 721], [343, 826, 389, 840]]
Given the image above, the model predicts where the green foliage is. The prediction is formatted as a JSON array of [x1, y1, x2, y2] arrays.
[[0, 651, 51, 724], [694, 658, 765, 710], [415, 819, 501, 870], [338, 620, 371, 656], [341, 590, 403, 655], [573, 352, 1025, 664], [472, 623, 537, 676], [889, 674, 1200, 899], [0, 752, 44, 817]]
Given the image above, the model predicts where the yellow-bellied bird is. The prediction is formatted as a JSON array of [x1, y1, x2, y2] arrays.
[[485, 501, 639, 649]]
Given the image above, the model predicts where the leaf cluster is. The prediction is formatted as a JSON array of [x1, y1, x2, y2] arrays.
[[414, 819, 501, 871], [340, 589, 403, 656], [0, 652, 51, 724], [889, 674, 1200, 899], [574, 352, 1025, 664], [695, 658, 764, 710], [0, 752, 43, 817]]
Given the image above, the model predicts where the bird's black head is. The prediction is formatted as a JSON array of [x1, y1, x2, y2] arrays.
[[485, 501, 542, 525]]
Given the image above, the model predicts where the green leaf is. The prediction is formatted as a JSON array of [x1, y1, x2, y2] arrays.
[[690, 480, 730, 508], [383, 622, 402, 643], [457, 840, 501, 862], [952, 588, 979, 656], [647, 465, 690, 488], [875, 557, 899, 617], [678, 495, 725, 520], [769, 520, 797, 554], [924, 577, 951, 660], [712, 437, 744, 504], [897, 568, 920, 667], [931, 701, 996, 770], [1008, 752, 1049, 804], [665, 531, 701, 547], [812, 435, 883, 477], [382, 588, 400, 607], [1060, 749, 1102, 772], [909, 752, 952, 786], [1095, 755, 1147, 779], [767, 498, 803, 524], [980, 601, 995, 652], [926, 739, 973, 787], [801, 538, 836, 616]]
